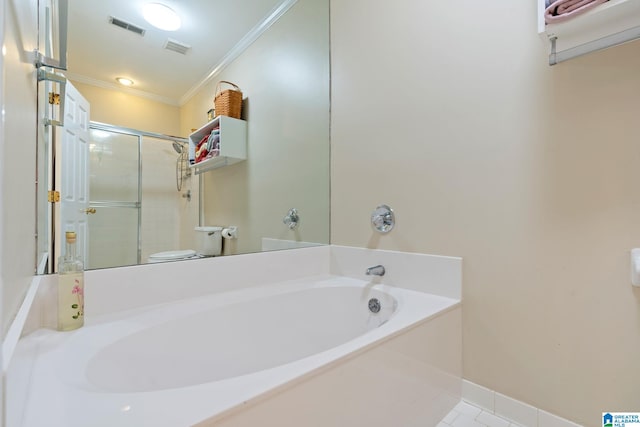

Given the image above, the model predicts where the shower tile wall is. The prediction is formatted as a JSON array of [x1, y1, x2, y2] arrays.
[[140, 137, 184, 262]]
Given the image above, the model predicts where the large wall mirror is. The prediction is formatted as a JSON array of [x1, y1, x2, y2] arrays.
[[36, 0, 330, 273]]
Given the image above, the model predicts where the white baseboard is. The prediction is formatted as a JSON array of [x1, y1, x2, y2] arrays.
[[462, 380, 583, 427]]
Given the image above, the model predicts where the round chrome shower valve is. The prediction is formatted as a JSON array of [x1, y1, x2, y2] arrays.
[[371, 204, 395, 233]]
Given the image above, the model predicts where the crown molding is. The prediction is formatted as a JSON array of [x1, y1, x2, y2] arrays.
[[178, 0, 298, 106], [64, 72, 181, 107]]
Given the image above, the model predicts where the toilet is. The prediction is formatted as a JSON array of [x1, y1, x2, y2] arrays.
[[147, 226, 223, 263], [147, 249, 199, 263]]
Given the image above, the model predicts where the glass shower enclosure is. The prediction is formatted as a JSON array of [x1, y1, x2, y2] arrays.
[[87, 123, 189, 269]]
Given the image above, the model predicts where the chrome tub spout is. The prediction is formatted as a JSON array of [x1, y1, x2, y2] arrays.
[[365, 265, 385, 276]]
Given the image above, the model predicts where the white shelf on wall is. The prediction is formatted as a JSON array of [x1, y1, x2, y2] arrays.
[[188, 116, 247, 174], [538, 0, 640, 65]]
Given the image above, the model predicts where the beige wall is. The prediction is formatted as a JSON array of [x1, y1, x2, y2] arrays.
[[331, 1, 640, 426], [2, 0, 39, 334], [180, 0, 330, 255], [70, 82, 181, 136]]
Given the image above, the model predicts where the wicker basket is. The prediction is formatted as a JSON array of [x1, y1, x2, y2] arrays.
[[214, 81, 242, 119]]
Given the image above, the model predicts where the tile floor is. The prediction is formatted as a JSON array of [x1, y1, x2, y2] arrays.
[[439, 401, 522, 427]]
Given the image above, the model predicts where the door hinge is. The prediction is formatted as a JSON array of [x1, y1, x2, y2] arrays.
[[48, 190, 60, 203], [38, 69, 67, 127], [49, 92, 61, 105]]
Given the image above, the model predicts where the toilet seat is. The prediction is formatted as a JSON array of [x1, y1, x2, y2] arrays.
[[147, 249, 197, 263]]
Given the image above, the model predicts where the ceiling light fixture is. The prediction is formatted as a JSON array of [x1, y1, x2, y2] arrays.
[[143, 3, 181, 31], [116, 77, 134, 86]]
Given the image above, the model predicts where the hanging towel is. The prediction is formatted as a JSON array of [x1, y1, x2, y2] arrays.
[[545, 0, 609, 24]]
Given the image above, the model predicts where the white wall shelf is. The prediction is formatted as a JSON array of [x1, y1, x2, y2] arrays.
[[538, 0, 640, 65], [188, 116, 247, 174]]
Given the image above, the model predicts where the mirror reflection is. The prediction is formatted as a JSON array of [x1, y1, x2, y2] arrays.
[[38, 0, 330, 272]]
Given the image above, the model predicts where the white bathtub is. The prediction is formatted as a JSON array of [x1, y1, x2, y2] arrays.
[[12, 275, 460, 427]]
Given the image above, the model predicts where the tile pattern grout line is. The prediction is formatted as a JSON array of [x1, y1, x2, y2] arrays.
[[437, 401, 522, 427]]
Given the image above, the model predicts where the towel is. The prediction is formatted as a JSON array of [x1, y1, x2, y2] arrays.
[[545, 0, 608, 24], [195, 143, 208, 163]]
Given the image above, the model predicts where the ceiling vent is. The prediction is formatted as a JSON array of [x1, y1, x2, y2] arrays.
[[109, 16, 146, 36], [164, 38, 191, 55]]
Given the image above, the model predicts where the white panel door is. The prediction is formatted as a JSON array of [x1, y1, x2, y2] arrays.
[[57, 81, 90, 263]]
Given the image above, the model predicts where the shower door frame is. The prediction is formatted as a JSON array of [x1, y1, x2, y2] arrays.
[[89, 121, 189, 267]]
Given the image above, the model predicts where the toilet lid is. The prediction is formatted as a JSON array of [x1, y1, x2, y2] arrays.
[[148, 249, 197, 260]]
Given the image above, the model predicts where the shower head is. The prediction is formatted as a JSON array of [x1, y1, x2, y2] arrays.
[[172, 141, 184, 154]]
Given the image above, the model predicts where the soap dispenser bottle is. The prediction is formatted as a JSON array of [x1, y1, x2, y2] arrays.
[[57, 231, 84, 331]]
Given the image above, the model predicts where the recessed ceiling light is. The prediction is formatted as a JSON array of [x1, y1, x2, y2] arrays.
[[143, 3, 181, 31], [116, 77, 134, 86]]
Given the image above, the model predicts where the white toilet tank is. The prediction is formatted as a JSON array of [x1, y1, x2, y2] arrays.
[[195, 226, 222, 256]]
